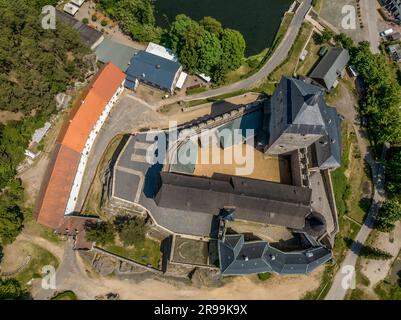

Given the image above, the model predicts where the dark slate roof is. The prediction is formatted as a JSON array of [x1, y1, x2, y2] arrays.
[[219, 235, 272, 275], [310, 47, 350, 90], [56, 10, 103, 49], [312, 106, 342, 169], [126, 51, 181, 92], [269, 77, 341, 169], [155, 172, 312, 229], [218, 234, 332, 275]]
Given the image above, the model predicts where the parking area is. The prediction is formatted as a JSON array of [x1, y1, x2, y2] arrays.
[[320, 0, 368, 43]]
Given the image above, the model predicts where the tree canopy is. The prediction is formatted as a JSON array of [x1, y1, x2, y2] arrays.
[[376, 199, 401, 232], [85, 222, 115, 246], [0, 278, 24, 300], [0, 0, 90, 114], [118, 217, 147, 246], [0, 0, 91, 247], [97, 0, 162, 42], [163, 14, 246, 83], [350, 42, 401, 149]]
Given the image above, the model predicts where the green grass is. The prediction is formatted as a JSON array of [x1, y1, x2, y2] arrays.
[[186, 86, 208, 95], [296, 33, 323, 76], [268, 22, 314, 82], [331, 122, 352, 216], [346, 288, 371, 300], [104, 237, 161, 269], [187, 89, 251, 107], [15, 244, 59, 288], [374, 281, 401, 300], [51, 291, 77, 300], [23, 219, 62, 245], [312, 0, 324, 13]]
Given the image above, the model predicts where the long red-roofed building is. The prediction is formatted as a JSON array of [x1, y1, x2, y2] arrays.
[[35, 62, 125, 229]]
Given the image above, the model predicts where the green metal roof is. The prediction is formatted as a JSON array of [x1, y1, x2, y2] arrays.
[[95, 38, 139, 71]]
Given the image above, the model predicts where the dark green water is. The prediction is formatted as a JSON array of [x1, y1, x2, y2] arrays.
[[154, 0, 293, 56]]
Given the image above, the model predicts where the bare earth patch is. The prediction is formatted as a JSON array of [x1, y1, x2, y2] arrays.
[[360, 222, 401, 289]]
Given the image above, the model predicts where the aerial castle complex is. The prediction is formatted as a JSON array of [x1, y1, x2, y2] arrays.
[[107, 76, 341, 275]]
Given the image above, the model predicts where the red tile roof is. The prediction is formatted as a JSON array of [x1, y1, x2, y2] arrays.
[[35, 63, 125, 229], [60, 63, 125, 153], [35, 144, 81, 228]]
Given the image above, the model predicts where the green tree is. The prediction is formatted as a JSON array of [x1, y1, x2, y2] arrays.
[[197, 30, 222, 75], [86, 222, 115, 246], [165, 14, 199, 53], [376, 199, 401, 232], [118, 217, 146, 246], [386, 148, 401, 196], [360, 245, 393, 260], [350, 42, 401, 149], [97, 0, 161, 42], [221, 29, 246, 70], [320, 29, 334, 43], [199, 16, 223, 35], [334, 33, 354, 50], [0, 278, 23, 299]]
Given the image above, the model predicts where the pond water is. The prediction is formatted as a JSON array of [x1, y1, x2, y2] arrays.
[[154, 0, 293, 56]]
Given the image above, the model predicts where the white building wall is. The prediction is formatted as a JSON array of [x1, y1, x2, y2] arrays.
[[64, 82, 125, 215]]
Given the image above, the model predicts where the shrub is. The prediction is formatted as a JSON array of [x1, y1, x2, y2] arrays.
[[91, 14, 97, 22], [82, 18, 89, 24], [257, 272, 273, 281], [86, 222, 115, 246], [0, 278, 23, 299], [117, 217, 147, 246], [101, 20, 107, 27]]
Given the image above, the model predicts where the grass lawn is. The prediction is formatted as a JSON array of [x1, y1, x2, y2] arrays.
[[304, 121, 370, 299], [374, 280, 401, 300], [22, 217, 63, 245], [256, 22, 315, 97], [268, 22, 314, 82], [51, 290, 77, 300], [103, 237, 161, 269], [83, 134, 124, 218], [312, 0, 324, 13], [295, 32, 323, 76], [15, 244, 59, 288]]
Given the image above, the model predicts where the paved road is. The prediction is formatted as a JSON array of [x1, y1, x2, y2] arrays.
[[325, 154, 386, 300], [157, 0, 312, 107], [362, 0, 380, 54]]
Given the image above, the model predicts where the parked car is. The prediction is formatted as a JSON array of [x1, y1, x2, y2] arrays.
[[380, 28, 394, 37]]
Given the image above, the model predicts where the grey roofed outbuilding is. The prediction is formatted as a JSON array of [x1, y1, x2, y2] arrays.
[[126, 51, 182, 93], [155, 172, 312, 229], [218, 234, 332, 275], [309, 47, 350, 90], [95, 38, 139, 71], [56, 10, 104, 50]]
